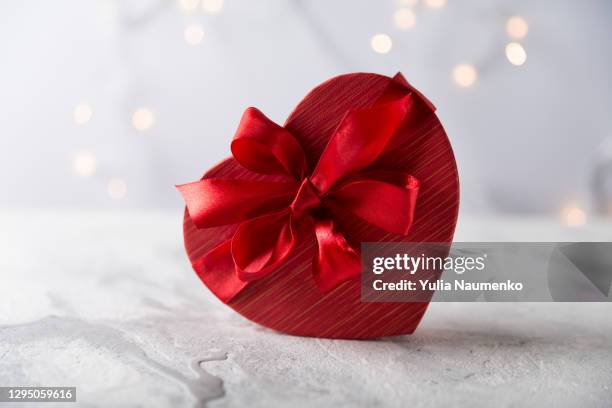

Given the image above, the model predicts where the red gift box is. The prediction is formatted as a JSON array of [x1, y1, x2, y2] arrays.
[[179, 72, 459, 339]]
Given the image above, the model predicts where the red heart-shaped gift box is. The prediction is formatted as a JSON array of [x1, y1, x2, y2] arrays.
[[181, 72, 459, 339]]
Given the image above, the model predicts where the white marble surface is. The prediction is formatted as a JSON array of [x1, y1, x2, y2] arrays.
[[0, 211, 611, 407]]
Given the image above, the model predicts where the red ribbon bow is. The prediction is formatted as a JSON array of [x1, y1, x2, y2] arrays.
[[179, 73, 425, 302]]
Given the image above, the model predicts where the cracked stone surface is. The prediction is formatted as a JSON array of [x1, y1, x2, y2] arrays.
[[0, 211, 611, 407]]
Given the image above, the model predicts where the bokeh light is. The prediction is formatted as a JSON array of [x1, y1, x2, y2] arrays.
[[452, 64, 477, 88], [73, 151, 97, 177], [370, 34, 393, 54], [394, 8, 416, 30], [424, 0, 446, 9], [505, 42, 527, 66], [560, 204, 587, 227], [131, 108, 154, 131], [506, 16, 529, 39]]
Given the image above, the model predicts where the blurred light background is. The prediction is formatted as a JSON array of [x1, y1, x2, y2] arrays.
[[1, 0, 611, 224]]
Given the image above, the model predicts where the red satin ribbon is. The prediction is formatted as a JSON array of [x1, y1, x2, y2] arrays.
[[178, 73, 425, 302]]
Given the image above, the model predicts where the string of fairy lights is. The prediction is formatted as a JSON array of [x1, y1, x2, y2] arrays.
[[70, 0, 223, 202], [372, 0, 529, 87], [69, 0, 587, 226], [374, 1, 586, 227]]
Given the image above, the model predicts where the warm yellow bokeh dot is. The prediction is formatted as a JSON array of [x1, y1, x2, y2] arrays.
[[506, 16, 528, 39], [132, 108, 154, 131], [452, 64, 477, 88], [73, 104, 93, 125], [73, 151, 97, 177], [560, 204, 586, 227], [505, 42, 527, 66], [107, 178, 128, 200], [425, 0, 446, 9], [370, 34, 393, 54], [202, 0, 223, 14], [394, 8, 416, 30], [184, 24, 205, 45]]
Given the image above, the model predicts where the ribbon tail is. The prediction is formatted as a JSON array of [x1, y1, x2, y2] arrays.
[[310, 94, 414, 193], [193, 241, 248, 303], [231, 107, 308, 179], [312, 218, 362, 293], [309, 72, 435, 194]]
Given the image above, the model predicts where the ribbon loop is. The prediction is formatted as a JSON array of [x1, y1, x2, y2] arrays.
[[231, 107, 308, 179], [178, 178, 298, 228], [310, 94, 412, 193]]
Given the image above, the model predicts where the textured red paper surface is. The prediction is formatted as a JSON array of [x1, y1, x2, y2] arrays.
[[183, 73, 459, 338]]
